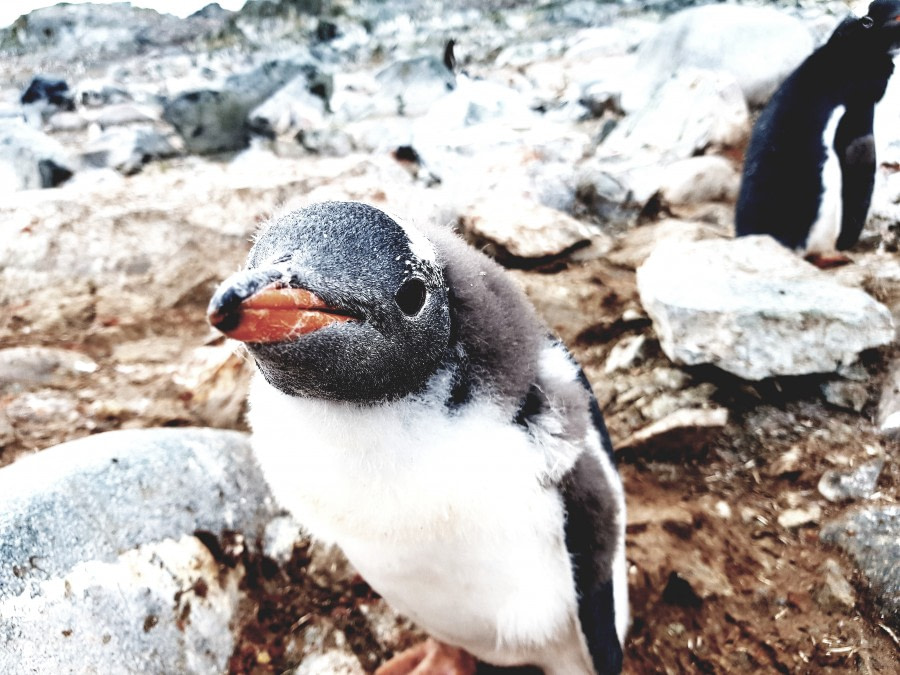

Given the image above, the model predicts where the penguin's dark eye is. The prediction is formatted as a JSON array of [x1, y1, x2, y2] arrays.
[[395, 278, 427, 316], [861, 15, 874, 28]]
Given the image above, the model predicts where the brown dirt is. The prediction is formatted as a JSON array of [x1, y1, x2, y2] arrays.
[[1, 245, 898, 674]]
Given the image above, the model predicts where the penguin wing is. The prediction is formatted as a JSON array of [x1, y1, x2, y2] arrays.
[[834, 104, 877, 250], [554, 365, 624, 674]]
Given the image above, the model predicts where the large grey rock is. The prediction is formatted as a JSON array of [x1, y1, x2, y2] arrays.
[[0, 120, 74, 190], [636, 236, 895, 380], [602, 67, 749, 161], [248, 74, 328, 138], [374, 51, 456, 117], [0, 428, 277, 674], [821, 506, 900, 628], [621, 4, 814, 112], [164, 59, 323, 154]]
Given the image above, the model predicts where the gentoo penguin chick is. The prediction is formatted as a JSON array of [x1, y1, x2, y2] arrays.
[[735, 0, 900, 267], [207, 201, 628, 674]]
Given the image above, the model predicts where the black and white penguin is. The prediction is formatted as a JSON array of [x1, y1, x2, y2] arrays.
[[735, 0, 900, 265], [208, 201, 628, 674]]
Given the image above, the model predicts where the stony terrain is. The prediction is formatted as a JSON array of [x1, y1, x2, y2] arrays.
[[0, 1, 898, 673]]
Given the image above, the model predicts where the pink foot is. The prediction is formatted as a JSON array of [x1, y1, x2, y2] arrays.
[[805, 251, 853, 269], [375, 638, 478, 675]]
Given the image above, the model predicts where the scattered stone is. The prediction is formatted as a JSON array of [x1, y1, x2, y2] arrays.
[[877, 357, 900, 436], [603, 67, 750, 160], [0, 120, 74, 190], [80, 125, 176, 175], [20, 75, 74, 112], [818, 457, 885, 503], [814, 559, 857, 613], [174, 343, 253, 429], [605, 218, 727, 270], [618, 406, 728, 455], [821, 379, 870, 413], [92, 103, 159, 129], [657, 155, 740, 206], [768, 445, 804, 478], [621, 4, 814, 112], [0, 346, 98, 390], [604, 334, 650, 373], [462, 196, 597, 262], [778, 504, 822, 530], [636, 236, 895, 380], [289, 649, 365, 675], [262, 515, 304, 565], [821, 506, 900, 628]]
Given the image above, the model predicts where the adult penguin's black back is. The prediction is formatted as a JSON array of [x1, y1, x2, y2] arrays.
[[736, 1, 900, 254]]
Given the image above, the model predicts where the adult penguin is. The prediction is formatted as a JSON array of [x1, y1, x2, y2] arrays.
[[735, 0, 900, 267], [208, 201, 628, 674]]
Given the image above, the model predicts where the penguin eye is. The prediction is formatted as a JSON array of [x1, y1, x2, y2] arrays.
[[395, 278, 427, 316], [861, 15, 874, 28]]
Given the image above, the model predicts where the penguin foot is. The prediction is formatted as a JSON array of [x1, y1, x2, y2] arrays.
[[805, 252, 853, 269], [375, 638, 478, 675]]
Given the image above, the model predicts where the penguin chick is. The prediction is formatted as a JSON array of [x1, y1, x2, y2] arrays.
[[208, 201, 628, 674], [735, 0, 900, 265]]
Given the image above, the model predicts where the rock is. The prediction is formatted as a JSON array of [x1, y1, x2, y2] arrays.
[[605, 218, 727, 270], [817, 457, 885, 503], [657, 155, 740, 205], [0, 346, 98, 390], [248, 74, 328, 139], [20, 75, 74, 112], [636, 236, 895, 380], [767, 445, 804, 478], [604, 334, 650, 373], [621, 4, 814, 112], [374, 49, 456, 117], [877, 357, 900, 436], [821, 379, 870, 413], [814, 559, 857, 613], [777, 504, 822, 530], [821, 506, 900, 628], [164, 58, 322, 154], [80, 125, 176, 175], [289, 649, 365, 675], [0, 120, 74, 190], [602, 67, 750, 161], [618, 406, 728, 455], [92, 103, 160, 129], [461, 195, 597, 262], [574, 160, 649, 227], [0, 428, 278, 673], [173, 343, 252, 429], [75, 78, 131, 108]]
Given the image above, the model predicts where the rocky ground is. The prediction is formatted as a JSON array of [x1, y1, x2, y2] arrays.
[[0, 1, 898, 673]]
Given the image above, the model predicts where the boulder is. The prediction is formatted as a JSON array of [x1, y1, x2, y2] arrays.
[[80, 125, 176, 175], [636, 236, 895, 380], [164, 58, 325, 154], [0, 120, 74, 190], [602, 67, 749, 161], [657, 155, 740, 205], [621, 4, 814, 112], [374, 49, 456, 117], [248, 74, 328, 138], [821, 505, 900, 628], [0, 428, 276, 674]]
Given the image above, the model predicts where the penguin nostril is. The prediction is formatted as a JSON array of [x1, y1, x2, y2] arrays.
[[395, 278, 427, 316], [861, 15, 874, 28]]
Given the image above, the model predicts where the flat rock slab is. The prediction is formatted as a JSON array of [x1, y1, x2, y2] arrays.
[[636, 236, 895, 380], [0, 427, 278, 674], [820, 506, 900, 629]]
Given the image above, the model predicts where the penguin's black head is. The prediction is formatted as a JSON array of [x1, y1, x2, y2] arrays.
[[207, 201, 452, 402], [860, 0, 900, 51]]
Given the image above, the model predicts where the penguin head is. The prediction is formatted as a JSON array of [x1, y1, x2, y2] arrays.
[[860, 0, 900, 51], [208, 201, 452, 403]]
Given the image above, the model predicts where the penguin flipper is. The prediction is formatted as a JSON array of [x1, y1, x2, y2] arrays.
[[558, 451, 624, 675], [554, 369, 623, 674], [834, 105, 876, 250]]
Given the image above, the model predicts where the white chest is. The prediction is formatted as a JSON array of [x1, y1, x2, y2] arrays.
[[246, 376, 584, 666], [806, 105, 846, 254]]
